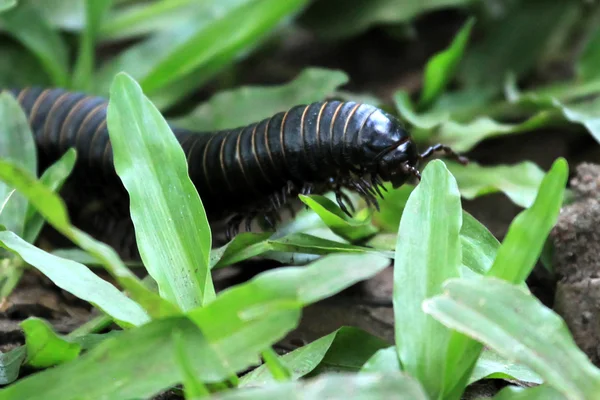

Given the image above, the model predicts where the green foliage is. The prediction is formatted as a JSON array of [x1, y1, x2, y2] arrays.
[[21, 318, 81, 368]]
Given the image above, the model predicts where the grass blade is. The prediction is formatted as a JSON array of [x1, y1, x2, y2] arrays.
[[419, 18, 474, 107], [21, 318, 81, 368], [360, 347, 401, 373], [469, 348, 542, 385], [393, 160, 463, 399], [486, 158, 568, 283], [0, 3, 69, 86], [0, 91, 37, 237], [107, 72, 214, 310], [0, 230, 149, 327], [174, 67, 348, 131], [0, 347, 25, 385], [424, 277, 600, 400]]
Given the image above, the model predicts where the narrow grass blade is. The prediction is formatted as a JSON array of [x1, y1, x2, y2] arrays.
[[469, 348, 542, 385], [215, 373, 429, 400], [173, 330, 210, 399], [71, 0, 112, 90], [424, 277, 600, 400], [260, 348, 291, 382], [23, 149, 76, 244], [174, 68, 348, 131], [0, 159, 177, 318], [21, 318, 81, 368], [487, 158, 568, 283], [0, 3, 69, 86], [107, 72, 214, 309], [241, 327, 388, 386], [419, 18, 474, 107], [0, 91, 37, 237], [299, 195, 378, 241], [447, 161, 547, 208], [0, 230, 149, 327], [393, 160, 463, 399]]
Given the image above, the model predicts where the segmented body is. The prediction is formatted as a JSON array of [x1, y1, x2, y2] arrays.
[[6, 87, 466, 254]]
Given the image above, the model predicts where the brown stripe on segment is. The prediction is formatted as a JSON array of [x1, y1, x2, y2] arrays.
[[315, 101, 328, 149], [341, 103, 361, 158], [279, 110, 290, 169], [201, 135, 217, 195], [16, 87, 29, 104], [42, 92, 71, 146], [328, 102, 344, 156], [28, 89, 51, 124], [263, 117, 277, 171], [251, 122, 272, 185], [58, 95, 88, 150], [74, 103, 104, 150], [102, 140, 112, 175], [219, 133, 235, 192], [235, 127, 259, 194], [88, 120, 107, 168], [299, 104, 310, 160]]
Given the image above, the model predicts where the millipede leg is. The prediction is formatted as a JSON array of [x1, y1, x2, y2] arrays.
[[335, 187, 352, 217], [420, 144, 469, 165]]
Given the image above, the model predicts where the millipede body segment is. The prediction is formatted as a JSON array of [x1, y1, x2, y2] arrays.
[[6, 87, 467, 244]]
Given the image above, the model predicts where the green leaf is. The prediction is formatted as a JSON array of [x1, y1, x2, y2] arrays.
[[21, 318, 81, 368], [420, 18, 474, 107], [560, 95, 600, 144], [447, 161, 547, 208], [0, 230, 150, 327], [211, 232, 379, 269], [0, 315, 297, 400], [31, 0, 85, 31], [0, 0, 16, 13], [0, 91, 36, 237], [372, 183, 414, 232], [107, 72, 215, 310], [299, 195, 378, 242], [0, 2, 69, 86], [577, 26, 600, 82], [486, 158, 568, 283], [460, 211, 499, 276], [23, 149, 76, 244], [0, 42, 50, 88], [260, 347, 292, 382], [0, 347, 26, 385], [216, 373, 428, 399], [300, 0, 475, 39], [173, 330, 210, 399], [0, 158, 177, 319], [96, 0, 308, 96], [424, 277, 600, 400], [393, 160, 464, 399], [175, 67, 348, 130], [71, 0, 112, 90], [469, 348, 543, 385], [240, 327, 388, 386], [360, 346, 401, 373], [492, 385, 566, 400]]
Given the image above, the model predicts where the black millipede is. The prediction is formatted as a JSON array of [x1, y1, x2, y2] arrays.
[[4, 87, 468, 249]]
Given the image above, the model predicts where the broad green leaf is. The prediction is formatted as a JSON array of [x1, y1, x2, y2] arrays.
[[21, 318, 81, 368], [361, 346, 401, 373], [492, 385, 566, 400], [424, 277, 600, 400], [577, 26, 600, 82], [71, 0, 112, 90], [372, 183, 414, 232], [173, 330, 210, 398], [0, 230, 149, 327], [0, 159, 176, 318], [0, 316, 297, 400], [216, 373, 428, 399], [299, 195, 378, 241], [212, 232, 379, 269], [30, 0, 85, 31], [393, 160, 464, 399], [487, 158, 568, 283], [0, 2, 69, 86], [260, 347, 292, 382], [107, 72, 214, 310], [300, 0, 475, 39], [447, 161, 547, 208], [0, 91, 36, 236], [23, 149, 76, 244], [420, 18, 474, 107], [560, 95, 600, 144], [175, 68, 348, 130], [241, 327, 388, 386], [469, 348, 542, 385], [394, 91, 449, 130], [0, 347, 25, 385], [0, 0, 16, 13], [458, 0, 578, 91], [460, 211, 499, 276]]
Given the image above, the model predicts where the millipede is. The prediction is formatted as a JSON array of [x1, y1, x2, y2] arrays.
[[4, 87, 468, 251]]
